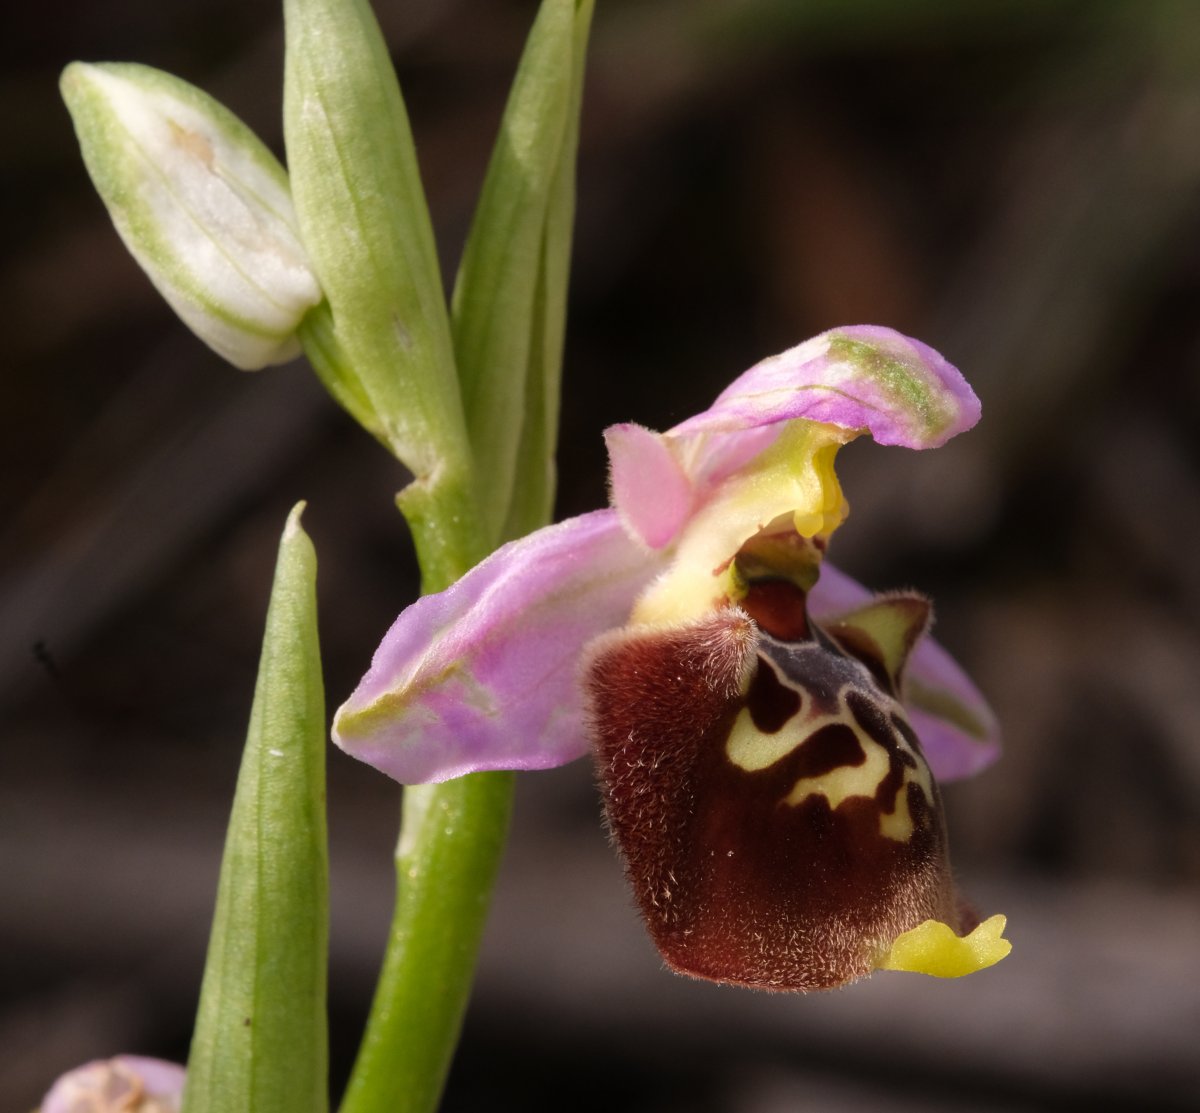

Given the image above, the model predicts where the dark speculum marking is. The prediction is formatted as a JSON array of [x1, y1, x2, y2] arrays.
[[892, 712, 923, 759], [587, 588, 960, 992], [745, 657, 800, 732], [787, 721, 866, 778], [845, 690, 910, 811]]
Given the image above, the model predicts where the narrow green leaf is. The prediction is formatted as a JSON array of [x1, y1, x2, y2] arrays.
[[183, 503, 328, 1113], [283, 0, 469, 484], [452, 0, 594, 544], [500, 0, 593, 541]]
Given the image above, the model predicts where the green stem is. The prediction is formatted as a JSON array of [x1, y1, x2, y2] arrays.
[[336, 515, 509, 1112], [338, 773, 515, 1113], [302, 323, 511, 1112], [291, 3, 587, 1103]]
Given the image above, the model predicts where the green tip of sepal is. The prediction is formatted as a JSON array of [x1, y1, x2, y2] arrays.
[[182, 502, 328, 1113], [61, 61, 321, 370]]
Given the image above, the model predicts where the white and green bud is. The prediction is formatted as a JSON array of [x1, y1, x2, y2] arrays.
[[61, 62, 321, 370]]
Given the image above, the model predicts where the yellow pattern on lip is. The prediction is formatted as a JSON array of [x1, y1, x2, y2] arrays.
[[724, 655, 931, 843], [778, 734, 919, 843], [779, 729, 885, 802]]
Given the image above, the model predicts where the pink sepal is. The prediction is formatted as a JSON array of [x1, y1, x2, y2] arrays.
[[333, 510, 663, 784], [672, 325, 980, 450]]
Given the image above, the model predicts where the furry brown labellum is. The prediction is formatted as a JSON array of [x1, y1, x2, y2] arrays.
[[585, 578, 965, 991]]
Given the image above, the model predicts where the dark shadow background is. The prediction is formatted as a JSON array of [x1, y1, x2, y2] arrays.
[[4, 0, 1200, 1109]]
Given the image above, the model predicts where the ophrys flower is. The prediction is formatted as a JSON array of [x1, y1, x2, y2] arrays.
[[335, 324, 1009, 990]]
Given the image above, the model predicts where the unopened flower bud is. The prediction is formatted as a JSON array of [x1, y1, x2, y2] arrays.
[[61, 62, 321, 369]]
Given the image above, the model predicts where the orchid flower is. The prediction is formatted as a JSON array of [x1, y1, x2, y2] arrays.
[[335, 324, 1010, 991], [41, 1056, 185, 1113]]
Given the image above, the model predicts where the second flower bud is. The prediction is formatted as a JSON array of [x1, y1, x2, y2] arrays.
[[61, 61, 322, 370]]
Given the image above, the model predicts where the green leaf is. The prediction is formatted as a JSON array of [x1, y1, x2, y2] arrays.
[[500, 0, 593, 540], [183, 503, 328, 1113], [282, 0, 469, 484], [452, 0, 595, 544]]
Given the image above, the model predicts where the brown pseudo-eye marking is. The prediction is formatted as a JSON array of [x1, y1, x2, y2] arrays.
[[585, 576, 964, 991]]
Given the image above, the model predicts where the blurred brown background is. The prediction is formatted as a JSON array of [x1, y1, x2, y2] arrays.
[[4, 0, 1200, 1110]]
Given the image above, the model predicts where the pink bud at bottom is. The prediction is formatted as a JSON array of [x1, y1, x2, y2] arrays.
[[41, 1055, 185, 1113]]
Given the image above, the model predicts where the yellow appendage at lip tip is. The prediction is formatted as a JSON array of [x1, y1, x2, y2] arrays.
[[877, 914, 1011, 978]]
